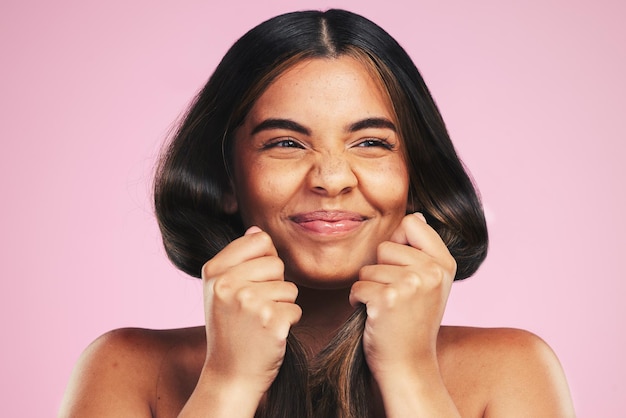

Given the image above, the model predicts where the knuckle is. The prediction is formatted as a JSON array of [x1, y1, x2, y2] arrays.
[[269, 256, 285, 276], [234, 286, 256, 307], [285, 281, 299, 299], [427, 264, 450, 290], [401, 213, 415, 228], [350, 280, 363, 299], [377, 241, 394, 259], [212, 276, 234, 298], [274, 320, 292, 341], [252, 230, 273, 247], [448, 256, 458, 277], [381, 286, 399, 307], [292, 304, 303, 321], [420, 259, 444, 287], [358, 265, 372, 280], [201, 259, 218, 282], [434, 268, 447, 287], [424, 267, 442, 287], [258, 303, 274, 327], [404, 271, 423, 289]]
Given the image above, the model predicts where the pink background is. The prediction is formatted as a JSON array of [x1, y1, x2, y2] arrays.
[[1, 0, 624, 416]]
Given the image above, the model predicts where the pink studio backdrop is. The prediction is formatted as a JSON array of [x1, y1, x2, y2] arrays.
[[1, 1, 624, 416]]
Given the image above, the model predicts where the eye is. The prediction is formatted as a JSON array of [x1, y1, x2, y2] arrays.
[[263, 138, 305, 149], [356, 138, 395, 150]]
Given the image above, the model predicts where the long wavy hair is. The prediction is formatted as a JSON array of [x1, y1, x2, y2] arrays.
[[154, 9, 488, 417]]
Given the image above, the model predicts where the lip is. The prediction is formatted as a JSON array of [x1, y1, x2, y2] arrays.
[[289, 210, 368, 235]]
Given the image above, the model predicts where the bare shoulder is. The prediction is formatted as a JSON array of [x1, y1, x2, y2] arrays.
[[438, 326, 575, 417], [59, 326, 205, 418]]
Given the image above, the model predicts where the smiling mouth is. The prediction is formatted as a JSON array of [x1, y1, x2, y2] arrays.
[[289, 211, 368, 235]]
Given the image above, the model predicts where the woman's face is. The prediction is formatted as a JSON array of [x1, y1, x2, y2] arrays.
[[232, 57, 409, 289]]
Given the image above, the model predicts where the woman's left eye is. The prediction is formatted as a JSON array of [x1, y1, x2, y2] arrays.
[[356, 138, 394, 149], [276, 139, 300, 147]]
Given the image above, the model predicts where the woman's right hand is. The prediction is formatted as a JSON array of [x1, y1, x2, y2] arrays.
[[187, 226, 301, 415]]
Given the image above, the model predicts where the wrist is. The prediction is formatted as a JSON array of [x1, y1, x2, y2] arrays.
[[375, 361, 460, 418], [180, 367, 265, 418], [373, 350, 438, 390]]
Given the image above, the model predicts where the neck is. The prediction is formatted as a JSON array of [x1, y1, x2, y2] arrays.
[[293, 285, 355, 355]]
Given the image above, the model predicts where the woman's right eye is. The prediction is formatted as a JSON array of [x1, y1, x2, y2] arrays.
[[263, 138, 304, 149]]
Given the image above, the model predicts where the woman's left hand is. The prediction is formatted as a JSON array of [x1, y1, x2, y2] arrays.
[[349, 212, 459, 415]]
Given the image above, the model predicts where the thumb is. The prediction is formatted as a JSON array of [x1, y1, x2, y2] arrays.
[[245, 226, 263, 235]]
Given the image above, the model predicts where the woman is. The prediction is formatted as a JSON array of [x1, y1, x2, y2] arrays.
[[59, 9, 574, 417]]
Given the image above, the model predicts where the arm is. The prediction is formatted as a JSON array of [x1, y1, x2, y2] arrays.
[[484, 328, 575, 417], [177, 370, 265, 418], [373, 360, 461, 418], [58, 328, 158, 417], [178, 226, 301, 417], [350, 213, 461, 417], [350, 214, 575, 417]]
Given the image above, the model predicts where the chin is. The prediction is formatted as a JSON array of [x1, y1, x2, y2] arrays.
[[293, 277, 357, 291], [284, 266, 360, 291]]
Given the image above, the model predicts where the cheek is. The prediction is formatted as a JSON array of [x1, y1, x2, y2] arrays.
[[361, 162, 409, 212], [234, 162, 302, 222], [233, 163, 265, 223]]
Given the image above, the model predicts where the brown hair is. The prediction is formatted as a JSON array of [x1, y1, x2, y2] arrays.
[[154, 9, 488, 417]]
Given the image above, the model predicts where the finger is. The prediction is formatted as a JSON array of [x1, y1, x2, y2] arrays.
[[389, 213, 452, 262], [252, 280, 299, 303], [225, 255, 285, 283], [375, 240, 433, 269], [269, 302, 303, 340], [275, 302, 303, 326], [202, 229, 278, 280], [360, 262, 452, 299], [349, 279, 385, 307], [358, 263, 414, 285], [222, 280, 298, 304], [245, 225, 263, 236]]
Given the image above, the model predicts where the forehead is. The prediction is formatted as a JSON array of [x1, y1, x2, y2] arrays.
[[245, 56, 396, 124]]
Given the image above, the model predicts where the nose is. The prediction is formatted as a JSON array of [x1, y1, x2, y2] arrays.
[[308, 152, 358, 196]]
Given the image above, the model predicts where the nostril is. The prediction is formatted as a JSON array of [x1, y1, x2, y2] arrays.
[[307, 154, 358, 196]]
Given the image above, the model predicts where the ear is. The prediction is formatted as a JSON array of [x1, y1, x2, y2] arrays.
[[221, 189, 238, 214]]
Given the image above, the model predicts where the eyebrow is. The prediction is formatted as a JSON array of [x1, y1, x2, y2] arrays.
[[250, 119, 311, 136], [249, 117, 397, 136], [347, 117, 397, 133]]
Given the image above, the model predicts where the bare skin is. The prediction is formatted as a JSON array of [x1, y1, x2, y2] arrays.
[[58, 218, 574, 418], [59, 324, 574, 417], [59, 57, 574, 417]]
